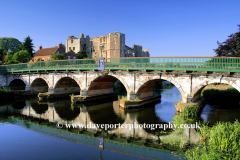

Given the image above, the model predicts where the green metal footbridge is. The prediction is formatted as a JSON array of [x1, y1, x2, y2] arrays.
[[1, 57, 240, 73]]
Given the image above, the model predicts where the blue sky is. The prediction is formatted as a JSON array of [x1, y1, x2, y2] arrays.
[[1, 0, 240, 57]]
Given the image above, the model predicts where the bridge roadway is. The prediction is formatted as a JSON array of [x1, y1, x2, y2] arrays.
[[0, 57, 240, 107]]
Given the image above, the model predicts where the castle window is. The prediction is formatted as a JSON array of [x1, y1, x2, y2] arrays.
[[73, 47, 75, 50], [71, 40, 73, 43], [69, 47, 71, 50]]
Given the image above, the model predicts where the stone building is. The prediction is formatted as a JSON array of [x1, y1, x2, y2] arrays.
[[66, 33, 93, 58], [65, 31, 150, 59]]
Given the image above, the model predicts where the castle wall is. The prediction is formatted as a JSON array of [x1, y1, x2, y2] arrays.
[[66, 32, 150, 59]]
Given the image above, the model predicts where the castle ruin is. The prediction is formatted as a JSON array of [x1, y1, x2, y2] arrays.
[[65, 31, 150, 58]]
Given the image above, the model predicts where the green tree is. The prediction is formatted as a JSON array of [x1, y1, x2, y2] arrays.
[[0, 37, 22, 54], [214, 25, 240, 57], [17, 43, 25, 51], [50, 54, 66, 60], [4, 52, 14, 64], [0, 47, 6, 61], [12, 50, 31, 63], [76, 51, 90, 59], [61, 44, 66, 52], [23, 36, 34, 57]]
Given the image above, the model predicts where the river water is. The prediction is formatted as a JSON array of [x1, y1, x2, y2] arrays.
[[0, 84, 240, 160]]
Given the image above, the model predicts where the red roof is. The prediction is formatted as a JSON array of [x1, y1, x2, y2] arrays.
[[34, 47, 58, 56]]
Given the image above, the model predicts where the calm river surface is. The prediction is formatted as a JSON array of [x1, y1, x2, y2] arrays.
[[0, 85, 240, 160]]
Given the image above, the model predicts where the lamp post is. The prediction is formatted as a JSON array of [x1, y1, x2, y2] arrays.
[[100, 44, 103, 58], [98, 44, 105, 70]]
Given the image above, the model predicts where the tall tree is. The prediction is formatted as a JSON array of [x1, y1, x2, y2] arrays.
[[0, 47, 6, 61], [214, 25, 240, 57], [0, 37, 22, 54], [23, 36, 34, 57]]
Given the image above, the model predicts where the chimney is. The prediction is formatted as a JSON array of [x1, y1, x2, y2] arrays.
[[39, 45, 42, 50], [58, 43, 62, 49]]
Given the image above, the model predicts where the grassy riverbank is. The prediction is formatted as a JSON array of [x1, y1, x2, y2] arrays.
[[185, 120, 240, 160], [0, 88, 18, 102]]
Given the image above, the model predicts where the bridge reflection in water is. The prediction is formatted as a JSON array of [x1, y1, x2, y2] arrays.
[[0, 97, 200, 159]]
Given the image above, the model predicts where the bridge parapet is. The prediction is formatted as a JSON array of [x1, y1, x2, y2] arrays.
[[1, 57, 240, 73]]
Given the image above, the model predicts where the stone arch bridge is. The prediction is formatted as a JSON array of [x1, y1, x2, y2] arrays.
[[1, 70, 240, 104]]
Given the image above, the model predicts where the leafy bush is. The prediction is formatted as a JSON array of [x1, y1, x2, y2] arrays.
[[134, 97, 140, 101], [202, 88, 240, 106], [186, 120, 240, 160], [120, 96, 127, 102], [181, 104, 198, 117]]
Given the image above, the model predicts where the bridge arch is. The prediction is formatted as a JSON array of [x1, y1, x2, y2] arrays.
[[135, 76, 185, 100], [86, 103, 125, 130], [12, 101, 26, 110], [192, 79, 240, 99], [54, 103, 80, 121], [8, 77, 28, 90], [87, 74, 130, 95], [31, 101, 49, 115], [31, 77, 50, 88], [53, 76, 81, 94], [9, 79, 27, 90], [30, 78, 49, 94]]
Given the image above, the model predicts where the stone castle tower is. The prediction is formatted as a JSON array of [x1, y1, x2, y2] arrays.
[[65, 33, 93, 58], [65, 31, 150, 58]]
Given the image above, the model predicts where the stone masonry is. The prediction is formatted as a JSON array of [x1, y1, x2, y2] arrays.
[[1, 71, 240, 104], [65, 31, 150, 59]]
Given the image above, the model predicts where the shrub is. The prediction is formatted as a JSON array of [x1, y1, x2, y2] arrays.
[[120, 96, 127, 102], [186, 120, 240, 160], [202, 88, 240, 106], [134, 97, 140, 101]]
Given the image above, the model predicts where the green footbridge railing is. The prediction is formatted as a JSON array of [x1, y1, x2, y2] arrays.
[[0, 57, 240, 73]]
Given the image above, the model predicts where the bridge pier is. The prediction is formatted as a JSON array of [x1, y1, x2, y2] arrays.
[[48, 88, 54, 93], [175, 93, 205, 113], [80, 90, 88, 96], [71, 89, 118, 104], [25, 85, 31, 91], [128, 92, 137, 100]]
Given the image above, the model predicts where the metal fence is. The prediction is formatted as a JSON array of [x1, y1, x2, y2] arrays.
[[0, 57, 240, 73]]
